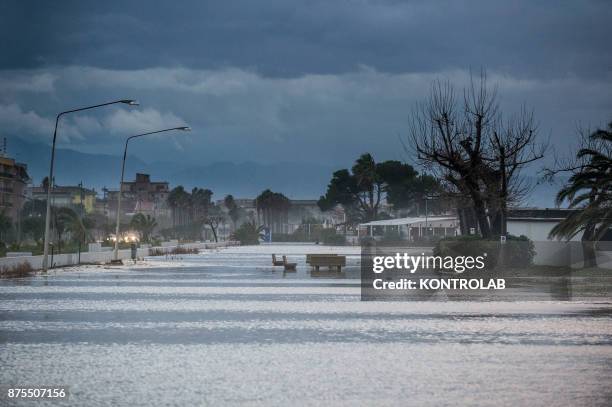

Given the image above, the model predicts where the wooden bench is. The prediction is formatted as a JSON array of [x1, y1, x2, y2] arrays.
[[306, 253, 339, 264], [308, 254, 346, 272], [272, 254, 284, 266], [282, 255, 297, 271]]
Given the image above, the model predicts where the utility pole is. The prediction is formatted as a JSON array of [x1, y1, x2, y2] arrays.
[[42, 99, 138, 271], [425, 197, 428, 238], [499, 145, 507, 267], [113, 127, 191, 261], [78, 181, 84, 265]]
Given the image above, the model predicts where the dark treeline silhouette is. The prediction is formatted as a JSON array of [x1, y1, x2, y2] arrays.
[[255, 189, 291, 234], [318, 153, 443, 224]]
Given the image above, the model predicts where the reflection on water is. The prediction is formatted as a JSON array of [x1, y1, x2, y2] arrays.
[[1, 247, 611, 406], [310, 270, 347, 279]]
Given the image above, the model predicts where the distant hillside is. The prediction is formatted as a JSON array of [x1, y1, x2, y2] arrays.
[[6, 138, 560, 205], [7, 138, 336, 199], [9, 138, 148, 190], [166, 161, 337, 199]]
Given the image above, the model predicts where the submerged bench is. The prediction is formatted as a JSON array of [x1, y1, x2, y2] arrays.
[[306, 253, 339, 264], [308, 254, 346, 272], [282, 255, 297, 271], [272, 254, 297, 271], [272, 254, 285, 266]]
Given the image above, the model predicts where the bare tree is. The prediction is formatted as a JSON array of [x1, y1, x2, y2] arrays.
[[202, 204, 225, 243], [408, 72, 545, 238]]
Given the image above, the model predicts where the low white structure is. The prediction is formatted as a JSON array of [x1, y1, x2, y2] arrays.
[[0, 241, 239, 271], [359, 216, 459, 240], [357, 209, 612, 269], [507, 208, 582, 242], [508, 208, 612, 268]]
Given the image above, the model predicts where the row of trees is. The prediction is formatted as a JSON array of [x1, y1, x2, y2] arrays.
[[165, 186, 226, 241], [166, 187, 306, 243], [317, 153, 442, 224], [7, 185, 287, 249], [314, 72, 609, 267], [0, 200, 100, 254], [255, 189, 290, 233], [165, 187, 252, 242], [167, 186, 214, 228], [318, 72, 545, 241]]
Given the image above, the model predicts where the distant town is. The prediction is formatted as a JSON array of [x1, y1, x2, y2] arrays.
[[0, 72, 609, 274], [0, 144, 350, 255]]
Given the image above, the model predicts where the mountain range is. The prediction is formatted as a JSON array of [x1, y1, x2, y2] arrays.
[[7, 138, 559, 206], [7, 138, 337, 200]]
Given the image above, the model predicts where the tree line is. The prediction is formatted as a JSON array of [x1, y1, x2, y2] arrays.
[[316, 71, 611, 267]]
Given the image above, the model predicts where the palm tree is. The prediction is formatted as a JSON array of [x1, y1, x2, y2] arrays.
[[191, 188, 213, 220], [255, 189, 290, 234], [168, 186, 191, 228], [231, 220, 265, 245], [549, 122, 612, 267], [352, 153, 382, 221], [130, 213, 157, 242], [224, 195, 240, 231], [53, 207, 82, 252]]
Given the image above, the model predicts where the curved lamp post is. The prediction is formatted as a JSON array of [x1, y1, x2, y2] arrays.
[[113, 126, 191, 261], [42, 99, 138, 272]]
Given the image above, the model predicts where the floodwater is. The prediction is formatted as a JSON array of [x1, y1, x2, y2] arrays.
[[1, 245, 611, 406]]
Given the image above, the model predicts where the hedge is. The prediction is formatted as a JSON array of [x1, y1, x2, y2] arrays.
[[433, 234, 535, 269]]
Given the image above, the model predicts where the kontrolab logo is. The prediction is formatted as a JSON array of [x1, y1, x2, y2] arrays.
[[372, 253, 487, 274]]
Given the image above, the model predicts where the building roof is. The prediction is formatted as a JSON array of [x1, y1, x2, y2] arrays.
[[508, 208, 579, 221], [359, 216, 458, 227], [0, 156, 29, 181], [290, 199, 319, 205], [30, 185, 96, 195]]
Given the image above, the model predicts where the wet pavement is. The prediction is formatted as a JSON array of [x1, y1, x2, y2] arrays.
[[1, 246, 611, 406]]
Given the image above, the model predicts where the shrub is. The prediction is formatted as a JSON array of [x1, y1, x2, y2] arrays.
[[149, 247, 199, 256], [231, 221, 264, 245], [0, 261, 34, 278], [434, 234, 535, 269], [321, 229, 346, 245], [380, 229, 402, 243], [269, 233, 293, 242], [503, 234, 536, 267], [359, 236, 377, 246]]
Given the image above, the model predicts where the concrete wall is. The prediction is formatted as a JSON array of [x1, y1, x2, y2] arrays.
[[508, 220, 582, 242], [0, 241, 239, 271], [529, 240, 612, 269], [508, 220, 612, 268]]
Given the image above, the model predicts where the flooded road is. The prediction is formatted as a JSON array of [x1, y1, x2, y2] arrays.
[[1, 246, 611, 406]]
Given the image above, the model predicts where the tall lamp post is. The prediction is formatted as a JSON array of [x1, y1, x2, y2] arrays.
[[42, 99, 138, 272], [423, 194, 440, 238], [113, 126, 191, 261]]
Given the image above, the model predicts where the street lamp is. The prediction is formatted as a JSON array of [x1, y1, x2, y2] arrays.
[[113, 126, 191, 261], [42, 99, 138, 272], [423, 194, 440, 238]]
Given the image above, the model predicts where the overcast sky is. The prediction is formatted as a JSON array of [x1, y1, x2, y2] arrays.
[[1, 0, 610, 169]]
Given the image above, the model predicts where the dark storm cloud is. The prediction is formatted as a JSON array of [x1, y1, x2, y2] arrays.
[[0, 0, 610, 175], [2, 0, 611, 79]]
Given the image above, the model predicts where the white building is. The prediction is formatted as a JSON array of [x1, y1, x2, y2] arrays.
[[358, 216, 459, 240], [507, 208, 582, 241], [357, 209, 611, 268]]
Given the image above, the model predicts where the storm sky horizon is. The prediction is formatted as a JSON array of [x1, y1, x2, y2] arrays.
[[1, 0, 611, 171]]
